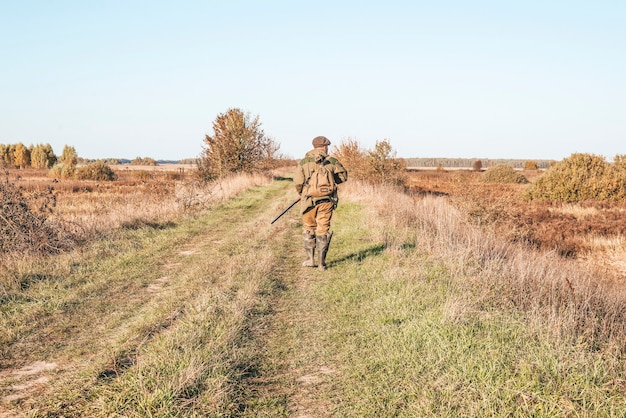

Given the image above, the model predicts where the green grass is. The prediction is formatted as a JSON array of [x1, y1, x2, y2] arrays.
[[272, 200, 626, 417], [2, 179, 626, 416]]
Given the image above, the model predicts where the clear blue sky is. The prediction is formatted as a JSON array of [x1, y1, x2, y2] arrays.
[[1, 1, 624, 161]]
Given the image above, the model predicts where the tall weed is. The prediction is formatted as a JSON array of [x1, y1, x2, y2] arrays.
[[343, 180, 626, 352]]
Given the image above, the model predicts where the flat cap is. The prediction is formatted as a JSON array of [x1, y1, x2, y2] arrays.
[[312, 136, 331, 147]]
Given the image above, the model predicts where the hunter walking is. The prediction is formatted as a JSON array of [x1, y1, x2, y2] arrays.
[[294, 136, 348, 270]]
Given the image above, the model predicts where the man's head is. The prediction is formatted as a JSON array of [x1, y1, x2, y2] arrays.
[[312, 136, 331, 149]]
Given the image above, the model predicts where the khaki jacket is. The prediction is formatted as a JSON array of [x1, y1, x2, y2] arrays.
[[294, 149, 348, 213]]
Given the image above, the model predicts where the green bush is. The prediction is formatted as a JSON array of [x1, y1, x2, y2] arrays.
[[49, 163, 76, 179], [75, 161, 118, 181], [480, 165, 528, 184], [527, 153, 626, 202]]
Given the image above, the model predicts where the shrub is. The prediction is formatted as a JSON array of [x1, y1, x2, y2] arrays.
[[0, 171, 73, 255], [333, 138, 368, 181], [75, 161, 118, 181], [131, 156, 157, 166], [480, 165, 529, 184], [198, 108, 278, 181], [526, 153, 626, 202], [366, 140, 407, 186], [472, 160, 483, 172], [49, 163, 76, 179], [333, 138, 406, 186]]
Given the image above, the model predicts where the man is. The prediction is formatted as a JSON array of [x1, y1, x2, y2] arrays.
[[294, 136, 348, 270]]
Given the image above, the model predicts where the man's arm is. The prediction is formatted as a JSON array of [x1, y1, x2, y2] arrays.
[[332, 159, 348, 184], [294, 165, 306, 194]]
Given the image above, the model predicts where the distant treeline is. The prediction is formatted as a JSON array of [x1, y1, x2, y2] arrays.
[[87, 158, 196, 165], [405, 158, 555, 169]]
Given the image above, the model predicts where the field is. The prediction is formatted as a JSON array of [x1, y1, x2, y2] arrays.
[[406, 168, 626, 276], [2, 165, 626, 416]]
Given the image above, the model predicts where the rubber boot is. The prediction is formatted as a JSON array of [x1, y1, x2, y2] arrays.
[[302, 232, 316, 267], [316, 232, 333, 271]]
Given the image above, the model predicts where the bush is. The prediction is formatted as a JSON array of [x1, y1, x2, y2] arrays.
[[75, 161, 118, 181], [131, 156, 157, 166], [480, 165, 528, 184], [527, 153, 626, 202], [0, 171, 73, 255], [333, 138, 368, 181], [49, 163, 76, 179], [198, 108, 279, 181], [333, 138, 406, 186]]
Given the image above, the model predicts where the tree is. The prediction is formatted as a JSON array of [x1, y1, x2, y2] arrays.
[[50, 145, 78, 178], [366, 139, 407, 186], [334, 137, 368, 181], [0, 144, 11, 167], [31, 144, 57, 169], [13, 143, 30, 169], [13, 142, 30, 168], [198, 108, 277, 180], [61, 145, 78, 167], [472, 160, 483, 172]]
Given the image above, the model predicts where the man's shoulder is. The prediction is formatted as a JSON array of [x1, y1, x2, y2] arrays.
[[327, 156, 346, 170], [298, 156, 316, 166], [299, 149, 324, 166]]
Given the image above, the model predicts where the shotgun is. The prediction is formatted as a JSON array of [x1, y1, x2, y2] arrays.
[[270, 197, 301, 224], [271, 169, 316, 224]]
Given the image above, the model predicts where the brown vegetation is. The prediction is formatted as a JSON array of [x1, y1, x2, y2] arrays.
[[343, 178, 626, 354], [0, 166, 274, 261], [0, 171, 75, 256], [198, 108, 280, 181], [333, 138, 406, 186], [407, 167, 626, 265], [480, 164, 528, 184]]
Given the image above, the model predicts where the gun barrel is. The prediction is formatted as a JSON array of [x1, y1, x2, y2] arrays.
[[270, 197, 301, 224]]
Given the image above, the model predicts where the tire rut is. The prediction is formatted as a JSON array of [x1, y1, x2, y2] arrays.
[[0, 181, 297, 415], [234, 200, 342, 416]]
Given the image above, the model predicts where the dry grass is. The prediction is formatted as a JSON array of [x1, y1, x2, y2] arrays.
[[343, 178, 626, 352], [407, 169, 626, 263], [4, 171, 626, 415], [4, 167, 273, 234], [0, 167, 275, 295]]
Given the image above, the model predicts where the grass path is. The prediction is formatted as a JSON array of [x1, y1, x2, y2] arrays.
[[3, 179, 626, 416], [1, 179, 303, 416]]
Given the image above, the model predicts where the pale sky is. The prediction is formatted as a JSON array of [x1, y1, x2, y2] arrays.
[[1, 1, 624, 161]]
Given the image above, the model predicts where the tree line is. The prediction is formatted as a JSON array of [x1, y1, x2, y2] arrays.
[[3, 107, 406, 183], [405, 157, 554, 169], [1, 143, 59, 169]]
